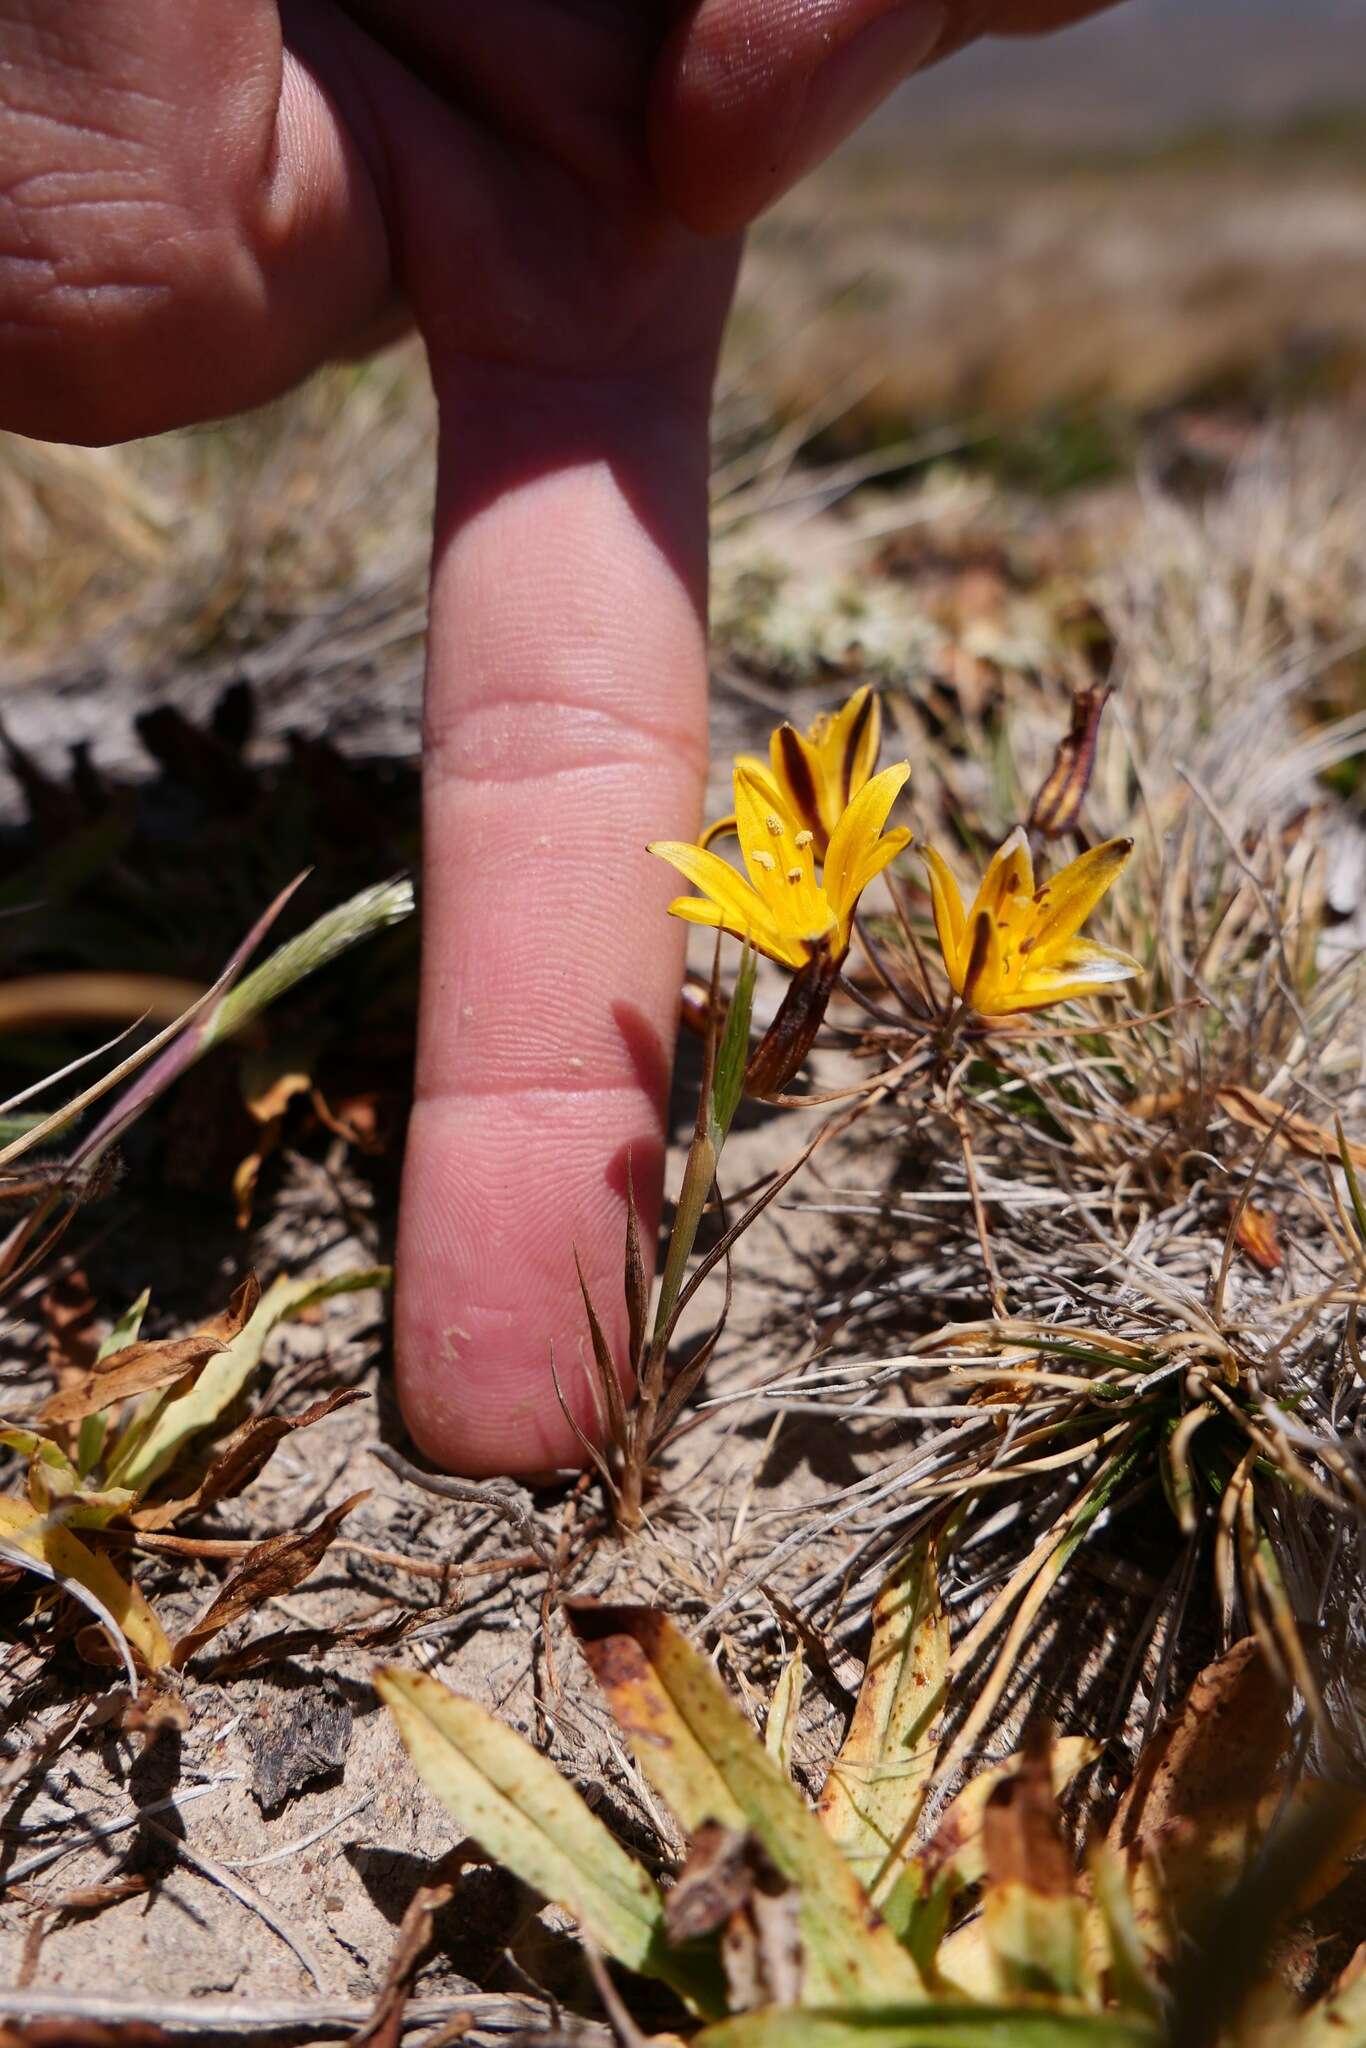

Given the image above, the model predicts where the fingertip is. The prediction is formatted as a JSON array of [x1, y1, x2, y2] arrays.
[[395, 1091, 659, 1478]]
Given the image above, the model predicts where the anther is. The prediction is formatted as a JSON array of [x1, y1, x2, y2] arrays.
[[751, 849, 777, 872], [765, 813, 784, 836], [786, 866, 803, 885], [794, 830, 814, 848]]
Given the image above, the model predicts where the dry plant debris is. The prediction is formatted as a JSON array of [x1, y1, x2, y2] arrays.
[[381, 1541, 1366, 2041]]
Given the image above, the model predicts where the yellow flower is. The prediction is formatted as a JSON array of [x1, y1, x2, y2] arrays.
[[650, 759, 911, 972], [702, 685, 884, 858], [924, 827, 1139, 1015]]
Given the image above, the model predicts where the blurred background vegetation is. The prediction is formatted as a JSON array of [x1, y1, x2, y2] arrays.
[[1, 1, 1364, 679]]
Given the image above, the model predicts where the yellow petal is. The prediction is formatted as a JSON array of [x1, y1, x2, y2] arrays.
[[843, 686, 882, 800], [649, 839, 788, 953], [734, 763, 833, 943], [1057, 937, 1142, 981], [824, 761, 911, 924], [665, 894, 807, 971], [821, 685, 881, 818], [1009, 940, 1141, 1010], [961, 908, 1011, 1013], [922, 846, 968, 988], [834, 827, 913, 948], [735, 752, 780, 805], [970, 826, 1034, 926], [698, 812, 738, 850], [770, 724, 827, 844], [1026, 838, 1133, 958]]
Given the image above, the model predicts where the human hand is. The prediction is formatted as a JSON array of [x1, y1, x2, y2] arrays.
[[0, 0, 1119, 1474]]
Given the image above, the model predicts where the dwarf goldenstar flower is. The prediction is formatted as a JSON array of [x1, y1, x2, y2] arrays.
[[925, 826, 1139, 1015], [650, 759, 911, 972], [701, 685, 883, 859]]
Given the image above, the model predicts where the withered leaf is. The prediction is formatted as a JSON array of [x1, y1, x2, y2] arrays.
[[1219, 1087, 1366, 1172], [623, 1158, 648, 1370], [978, 1726, 1085, 2001], [567, 1601, 924, 2006], [666, 1822, 756, 1945], [131, 1387, 366, 1531], [981, 1724, 1072, 1897], [0, 2022, 170, 2047], [11, 1875, 151, 1915], [350, 1847, 473, 2048], [665, 1825, 802, 2014], [1112, 1642, 1366, 1971], [202, 1603, 432, 1678], [168, 1489, 367, 1669], [1028, 683, 1113, 839], [38, 1275, 261, 1428], [42, 1272, 98, 1385], [1111, 1637, 1288, 1849], [1235, 1203, 1283, 1272], [744, 943, 841, 1100]]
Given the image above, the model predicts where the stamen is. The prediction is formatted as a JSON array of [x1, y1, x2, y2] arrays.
[[765, 813, 784, 836], [786, 866, 803, 885], [751, 849, 777, 872], [794, 830, 814, 849]]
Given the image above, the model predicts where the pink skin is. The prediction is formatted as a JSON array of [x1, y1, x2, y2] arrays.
[[0, 0, 1117, 1474]]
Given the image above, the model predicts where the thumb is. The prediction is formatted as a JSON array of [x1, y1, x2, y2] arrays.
[[650, 0, 1120, 236], [395, 356, 716, 1478]]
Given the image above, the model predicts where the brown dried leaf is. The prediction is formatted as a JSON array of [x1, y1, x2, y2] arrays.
[[1028, 684, 1112, 839], [37, 1275, 261, 1428], [664, 1825, 802, 2013], [667, 1822, 758, 1944], [11, 1876, 151, 1915], [1219, 1087, 1366, 1171], [349, 1848, 474, 2048], [1101, 1638, 1366, 1961], [168, 1489, 367, 1669], [120, 1687, 189, 1743], [744, 944, 840, 1100], [202, 1603, 433, 1678], [131, 1387, 366, 1531], [1111, 1637, 1288, 1850], [1235, 1203, 1284, 1272], [623, 1158, 648, 1370], [981, 1725, 1073, 1897], [42, 1272, 98, 1385], [0, 2023, 171, 2047]]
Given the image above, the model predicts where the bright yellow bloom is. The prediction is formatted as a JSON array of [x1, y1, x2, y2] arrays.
[[702, 685, 883, 858], [650, 759, 911, 972], [924, 827, 1139, 1015]]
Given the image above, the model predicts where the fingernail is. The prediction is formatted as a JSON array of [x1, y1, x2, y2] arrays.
[[790, 3, 947, 184]]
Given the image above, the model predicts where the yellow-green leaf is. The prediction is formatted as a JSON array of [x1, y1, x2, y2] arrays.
[[766, 1649, 806, 1779], [375, 1665, 722, 2016], [696, 2003, 1158, 2048], [569, 1604, 925, 2008], [79, 1287, 150, 1474], [818, 1540, 947, 1902], [0, 1495, 170, 1670], [106, 1267, 388, 1494]]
